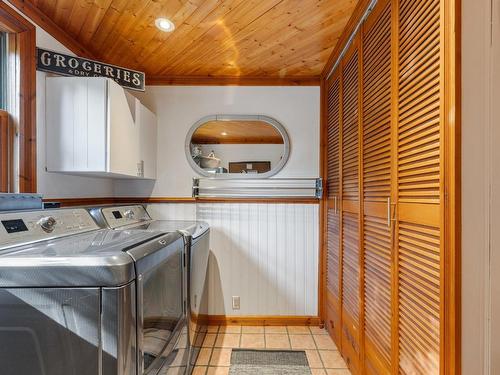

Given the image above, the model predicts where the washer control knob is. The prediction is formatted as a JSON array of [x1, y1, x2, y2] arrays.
[[38, 216, 57, 233], [124, 210, 135, 220]]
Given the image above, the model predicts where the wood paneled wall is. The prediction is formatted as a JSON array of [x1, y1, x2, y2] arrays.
[[320, 0, 460, 373]]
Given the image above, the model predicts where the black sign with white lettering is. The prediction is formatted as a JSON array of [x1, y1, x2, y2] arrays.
[[36, 48, 145, 92]]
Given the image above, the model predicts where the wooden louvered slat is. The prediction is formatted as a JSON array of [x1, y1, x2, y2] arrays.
[[363, 215, 392, 367], [327, 77, 341, 199], [342, 49, 360, 202], [398, 221, 440, 375], [361, 2, 393, 374], [397, 0, 443, 373], [397, 0, 441, 206], [327, 209, 340, 298], [339, 38, 361, 375], [342, 210, 360, 322], [363, 5, 392, 203], [326, 290, 342, 345], [342, 209, 361, 374], [325, 70, 342, 346]]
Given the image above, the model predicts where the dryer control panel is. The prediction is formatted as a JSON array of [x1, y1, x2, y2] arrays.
[[0, 208, 99, 249], [100, 205, 151, 229]]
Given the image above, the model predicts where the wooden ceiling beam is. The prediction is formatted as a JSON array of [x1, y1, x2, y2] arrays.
[[146, 75, 321, 86], [7, 0, 96, 58]]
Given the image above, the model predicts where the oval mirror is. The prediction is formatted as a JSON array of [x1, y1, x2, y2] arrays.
[[186, 115, 290, 178]]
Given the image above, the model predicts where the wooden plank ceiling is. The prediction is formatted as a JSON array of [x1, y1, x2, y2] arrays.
[[23, 0, 358, 82]]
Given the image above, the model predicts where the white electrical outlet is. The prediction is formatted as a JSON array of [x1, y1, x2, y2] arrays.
[[232, 296, 240, 310]]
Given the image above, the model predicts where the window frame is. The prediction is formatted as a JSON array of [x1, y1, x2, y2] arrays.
[[0, 109, 9, 191], [0, 31, 7, 110], [0, 3, 36, 193]]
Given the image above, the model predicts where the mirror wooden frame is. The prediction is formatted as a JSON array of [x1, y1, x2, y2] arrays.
[[185, 114, 291, 178]]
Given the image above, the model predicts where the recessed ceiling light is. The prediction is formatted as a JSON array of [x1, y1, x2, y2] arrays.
[[221, 132, 228, 136], [155, 18, 175, 32]]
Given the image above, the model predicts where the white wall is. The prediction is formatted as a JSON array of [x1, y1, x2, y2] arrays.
[[147, 203, 197, 221], [129, 86, 321, 317], [462, 0, 498, 373], [147, 202, 319, 316], [114, 86, 320, 197], [489, 0, 500, 372]]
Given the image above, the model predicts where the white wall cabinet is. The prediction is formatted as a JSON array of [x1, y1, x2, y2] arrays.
[[136, 100, 157, 180], [46, 77, 157, 179]]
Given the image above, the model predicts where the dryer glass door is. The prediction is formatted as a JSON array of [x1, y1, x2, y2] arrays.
[[134, 234, 185, 374]]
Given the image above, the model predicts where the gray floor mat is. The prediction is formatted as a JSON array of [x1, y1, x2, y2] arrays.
[[229, 350, 311, 375], [229, 365, 312, 374]]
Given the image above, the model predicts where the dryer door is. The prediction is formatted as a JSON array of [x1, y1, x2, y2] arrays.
[[130, 233, 186, 374]]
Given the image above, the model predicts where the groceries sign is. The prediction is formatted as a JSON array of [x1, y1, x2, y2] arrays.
[[36, 48, 145, 92]]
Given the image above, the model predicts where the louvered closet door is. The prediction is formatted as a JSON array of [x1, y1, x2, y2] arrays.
[[396, 0, 443, 373], [340, 38, 361, 374], [325, 71, 342, 346], [361, 1, 393, 374]]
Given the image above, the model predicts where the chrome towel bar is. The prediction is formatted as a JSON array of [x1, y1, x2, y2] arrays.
[[192, 177, 323, 199]]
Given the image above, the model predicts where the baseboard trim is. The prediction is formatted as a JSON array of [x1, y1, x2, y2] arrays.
[[207, 315, 321, 326]]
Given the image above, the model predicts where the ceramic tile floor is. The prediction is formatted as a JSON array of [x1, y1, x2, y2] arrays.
[[192, 325, 351, 375]]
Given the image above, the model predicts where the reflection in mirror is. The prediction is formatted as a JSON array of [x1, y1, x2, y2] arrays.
[[186, 116, 290, 177]]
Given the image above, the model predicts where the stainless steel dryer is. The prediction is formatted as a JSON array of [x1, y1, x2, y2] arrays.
[[0, 208, 186, 375], [88, 205, 210, 374]]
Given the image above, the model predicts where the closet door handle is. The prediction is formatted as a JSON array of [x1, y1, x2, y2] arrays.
[[387, 197, 391, 228], [334, 196, 337, 214]]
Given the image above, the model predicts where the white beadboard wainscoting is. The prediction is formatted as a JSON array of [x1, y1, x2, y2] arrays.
[[147, 202, 319, 317], [147, 203, 197, 221]]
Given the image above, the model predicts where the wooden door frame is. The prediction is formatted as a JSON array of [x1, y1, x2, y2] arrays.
[[443, 0, 461, 372], [0, 109, 10, 191], [319, 76, 328, 322], [0, 2, 36, 193]]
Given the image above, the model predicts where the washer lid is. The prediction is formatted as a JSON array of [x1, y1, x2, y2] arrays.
[[123, 220, 210, 238], [0, 229, 164, 287]]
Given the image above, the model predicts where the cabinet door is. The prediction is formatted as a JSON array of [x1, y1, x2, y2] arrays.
[[46, 77, 107, 173], [137, 102, 157, 179], [361, 1, 393, 373], [396, 0, 443, 372], [340, 39, 361, 374], [325, 71, 342, 345], [107, 80, 140, 177]]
